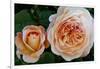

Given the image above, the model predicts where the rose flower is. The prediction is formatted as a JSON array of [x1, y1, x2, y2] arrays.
[[15, 25, 48, 63], [47, 7, 93, 61]]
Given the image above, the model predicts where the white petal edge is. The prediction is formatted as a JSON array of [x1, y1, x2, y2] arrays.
[[61, 49, 85, 61], [81, 43, 93, 57], [79, 8, 94, 57], [81, 31, 94, 57], [47, 26, 60, 55], [55, 7, 93, 27], [16, 50, 21, 59], [23, 55, 40, 63], [51, 44, 60, 55], [49, 14, 57, 23]]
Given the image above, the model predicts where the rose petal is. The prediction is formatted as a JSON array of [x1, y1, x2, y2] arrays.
[[15, 32, 35, 55], [49, 14, 57, 23], [51, 45, 60, 55], [81, 44, 93, 57], [23, 55, 39, 63], [16, 50, 21, 59], [61, 50, 83, 61], [27, 44, 45, 59], [27, 34, 40, 50], [81, 34, 93, 57], [39, 26, 45, 45]]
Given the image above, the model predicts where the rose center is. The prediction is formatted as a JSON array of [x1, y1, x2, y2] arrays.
[[26, 31, 40, 50], [57, 20, 85, 47]]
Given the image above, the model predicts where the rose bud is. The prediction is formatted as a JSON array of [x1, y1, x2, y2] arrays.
[[15, 25, 48, 63]]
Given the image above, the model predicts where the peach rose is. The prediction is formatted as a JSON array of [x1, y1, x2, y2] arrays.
[[15, 25, 48, 63], [47, 7, 93, 61]]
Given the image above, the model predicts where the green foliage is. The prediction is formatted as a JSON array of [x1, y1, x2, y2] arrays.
[[36, 52, 55, 64]]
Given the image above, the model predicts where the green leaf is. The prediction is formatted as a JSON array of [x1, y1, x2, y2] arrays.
[[38, 10, 53, 29], [36, 52, 55, 64], [15, 9, 36, 33], [86, 8, 94, 18]]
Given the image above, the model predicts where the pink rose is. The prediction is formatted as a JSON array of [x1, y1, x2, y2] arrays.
[[47, 7, 93, 61], [15, 25, 48, 63]]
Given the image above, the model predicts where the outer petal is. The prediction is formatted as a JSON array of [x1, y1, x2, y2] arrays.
[[15, 32, 34, 55], [81, 29, 93, 57], [51, 44, 60, 55], [39, 26, 46, 45], [49, 14, 57, 23], [79, 9, 94, 57], [48, 14, 57, 33], [15, 32, 26, 50], [57, 7, 69, 17], [61, 50, 83, 61], [81, 43, 93, 57], [23, 55, 40, 63], [47, 26, 60, 55], [23, 44, 45, 63], [16, 50, 21, 59]]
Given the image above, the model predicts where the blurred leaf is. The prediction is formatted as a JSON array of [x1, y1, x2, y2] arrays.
[[38, 10, 53, 29], [86, 8, 94, 18], [15, 9, 36, 33], [36, 52, 55, 64]]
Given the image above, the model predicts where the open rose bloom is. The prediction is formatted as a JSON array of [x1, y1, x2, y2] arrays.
[[15, 25, 48, 63], [47, 7, 93, 61]]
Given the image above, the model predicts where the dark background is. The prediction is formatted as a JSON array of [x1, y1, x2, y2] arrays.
[[15, 3, 94, 65]]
